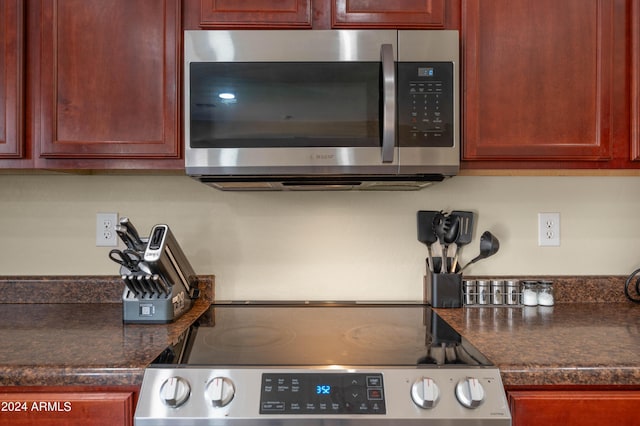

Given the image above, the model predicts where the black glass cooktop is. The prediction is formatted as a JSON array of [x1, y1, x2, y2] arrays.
[[177, 303, 492, 367]]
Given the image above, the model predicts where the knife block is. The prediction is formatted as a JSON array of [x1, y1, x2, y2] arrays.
[[122, 279, 192, 324], [425, 272, 462, 308]]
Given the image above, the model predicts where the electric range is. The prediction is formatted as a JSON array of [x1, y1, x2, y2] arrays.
[[134, 302, 511, 425]]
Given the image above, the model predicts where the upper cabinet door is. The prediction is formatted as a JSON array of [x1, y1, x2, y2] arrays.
[[32, 0, 181, 167], [632, 0, 639, 162], [332, 0, 446, 28], [462, 0, 617, 162], [0, 0, 24, 160], [199, 0, 312, 28]]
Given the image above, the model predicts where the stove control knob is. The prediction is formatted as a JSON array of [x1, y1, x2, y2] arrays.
[[411, 377, 440, 409], [206, 377, 235, 408], [455, 377, 485, 409], [160, 376, 191, 408]]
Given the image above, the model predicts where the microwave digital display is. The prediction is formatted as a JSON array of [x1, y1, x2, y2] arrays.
[[417, 67, 435, 77]]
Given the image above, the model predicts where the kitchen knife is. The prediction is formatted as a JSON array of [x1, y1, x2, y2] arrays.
[[153, 274, 170, 295], [137, 275, 150, 298], [115, 225, 138, 251], [119, 217, 146, 252], [144, 274, 161, 297], [122, 274, 139, 298], [127, 274, 144, 298]]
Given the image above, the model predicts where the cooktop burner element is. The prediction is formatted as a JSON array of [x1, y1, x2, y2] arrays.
[[187, 304, 493, 366], [135, 303, 511, 425]]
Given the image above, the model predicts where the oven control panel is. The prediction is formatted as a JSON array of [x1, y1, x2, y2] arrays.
[[135, 367, 511, 425], [260, 373, 385, 415]]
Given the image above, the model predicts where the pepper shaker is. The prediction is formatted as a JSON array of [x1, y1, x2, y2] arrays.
[[490, 280, 504, 305], [463, 280, 477, 305], [505, 280, 520, 305], [477, 280, 490, 305]]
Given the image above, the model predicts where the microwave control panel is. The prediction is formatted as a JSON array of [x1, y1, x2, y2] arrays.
[[397, 62, 454, 148]]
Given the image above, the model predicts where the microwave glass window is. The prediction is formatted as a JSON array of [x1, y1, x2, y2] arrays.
[[190, 62, 381, 148]]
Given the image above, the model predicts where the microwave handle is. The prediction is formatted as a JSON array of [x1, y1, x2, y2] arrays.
[[380, 43, 396, 163]]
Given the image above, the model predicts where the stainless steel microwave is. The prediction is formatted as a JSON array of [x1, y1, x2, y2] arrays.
[[184, 30, 459, 190]]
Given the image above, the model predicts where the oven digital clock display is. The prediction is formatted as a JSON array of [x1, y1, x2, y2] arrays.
[[260, 373, 385, 415], [316, 385, 331, 395]]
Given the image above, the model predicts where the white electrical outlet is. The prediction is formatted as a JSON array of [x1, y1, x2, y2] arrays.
[[96, 212, 119, 247], [538, 212, 560, 247]]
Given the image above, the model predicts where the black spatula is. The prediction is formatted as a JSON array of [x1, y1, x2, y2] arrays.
[[450, 210, 474, 272], [417, 210, 440, 272]]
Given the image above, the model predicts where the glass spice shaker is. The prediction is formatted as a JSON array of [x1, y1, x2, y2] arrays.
[[537, 281, 554, 306], [522, 281, 538, 306]]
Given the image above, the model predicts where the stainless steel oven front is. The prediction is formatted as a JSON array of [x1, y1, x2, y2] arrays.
[[184, 30, 459, 190], [134, 303, 511, 425]]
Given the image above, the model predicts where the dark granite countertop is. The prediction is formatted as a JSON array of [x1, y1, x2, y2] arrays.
[[0, 276, 214, 387], [435, 276, 640, 387], [1, 275, 639, 389]]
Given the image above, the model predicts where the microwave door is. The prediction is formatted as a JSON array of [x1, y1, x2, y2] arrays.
[[189, 62, 386, 151], [185, 30, 406, 177]]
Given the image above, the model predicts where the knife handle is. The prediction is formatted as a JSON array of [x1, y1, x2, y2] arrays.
[[119, 217, 146, 251]]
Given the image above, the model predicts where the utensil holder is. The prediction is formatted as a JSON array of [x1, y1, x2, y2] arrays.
[[424, 272, 462, 308]]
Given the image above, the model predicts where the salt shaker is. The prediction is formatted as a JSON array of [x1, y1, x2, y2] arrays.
[[537, 281, 554, 306], [522, 281, 538, 306]]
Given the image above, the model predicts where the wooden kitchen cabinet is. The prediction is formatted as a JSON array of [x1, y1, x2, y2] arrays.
[[461, 0, 636, 170], [332, 0, 447, 28], [0, 0, 28, 167], [199, 0, 312, 28], [190, 0, 458, 30], [25, 0, 183, 170], [0, 386, 137, 426], [632, 0, 639, 162], [508, 389, 640, 426]]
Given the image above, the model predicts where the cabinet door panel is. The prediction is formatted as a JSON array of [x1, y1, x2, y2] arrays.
[[200, 0, 312, 28], [463, 0, 614, 161], [333, 0, 446, 28], [35, 0, 180, 161], [509, 390, 640, 426], [0, 0, 23, 159], [632, 0, 639, 161], [0, 392, 134, 426]]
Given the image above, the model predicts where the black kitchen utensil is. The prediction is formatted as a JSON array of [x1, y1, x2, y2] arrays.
[[443, 215, 460, 272], [417, 211, 440, 272], [459, 231, 500, 273], [434, 212, 458, 273], [450, 211, 474, 272]]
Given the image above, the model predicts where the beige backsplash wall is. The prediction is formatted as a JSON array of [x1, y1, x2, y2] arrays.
[[1, 174, 639, 301]]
